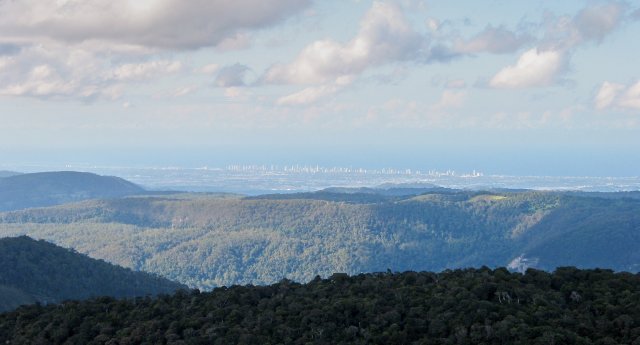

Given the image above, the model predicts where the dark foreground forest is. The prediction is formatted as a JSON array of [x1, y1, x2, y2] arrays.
[[1, 267, 639, 344]]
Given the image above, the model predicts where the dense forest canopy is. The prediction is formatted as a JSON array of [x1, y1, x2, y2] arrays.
[[1, 267, 639, 344], [0, 189, 638, 289]]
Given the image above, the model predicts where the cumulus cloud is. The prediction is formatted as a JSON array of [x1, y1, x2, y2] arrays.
[[263, 1, 426, 85], [596, 80, 640, 110], [0, 0, 309, 101], [489, 48, 564, 89], [0, 0, 311, 50], [487, 2, 632, 90], [265, 1, 432, 106], [619, 81, 640, 109], [215, 64, 250, 87], [454, 25, 531, 54], [0, 43, 186, 100], [0, 45, 104, 99], [594, 81, 625, 110]]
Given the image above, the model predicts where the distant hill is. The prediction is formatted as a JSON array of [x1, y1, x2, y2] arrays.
[[0, 171, 22, 178], [1, 268, 639, 344], [0, 171, 145, 211], [249, 185, 455, 203], [0, 236, 186, 312], [0, 190, 638, 289]]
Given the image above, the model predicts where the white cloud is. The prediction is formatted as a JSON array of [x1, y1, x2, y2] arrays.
[[0, 0, 311, 50], [594, 81, 624, 110], [264, 1, 425, 85], [224, 87, 251, 100], [454, 25, 531, 54], [110, 61, 182, 81], [266, 1, 428, 106], [485, 2, 631, 91], [489, 48, 564, 89], [618, 81, 640, 110], [199, 64, 220, 75], [1, 64, 75, 97], [276, 85, 340, 106], [277, 76, 355, 106], [0, 43, 185, 100], [0, 45, 103, 99], [594, 80, 640, 110]]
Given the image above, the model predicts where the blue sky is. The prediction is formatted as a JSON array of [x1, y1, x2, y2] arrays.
[[0, 0, 639, 175]]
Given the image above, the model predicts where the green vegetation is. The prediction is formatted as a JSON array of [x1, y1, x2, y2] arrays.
[[1, 267, 639, 344], [1, 190, 638, 290], [0, 236, 186, 312], [0, 171, 144, 211]]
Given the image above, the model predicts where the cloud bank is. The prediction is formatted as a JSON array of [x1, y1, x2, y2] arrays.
[[0, 0, 311, 50], [488, 2, 630, 89]]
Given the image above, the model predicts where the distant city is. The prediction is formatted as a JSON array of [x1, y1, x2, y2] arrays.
[[3, 162, 639, 195], [220, 164, 482, 177]]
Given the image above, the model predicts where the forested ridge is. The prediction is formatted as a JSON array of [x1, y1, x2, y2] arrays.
[[0, 171, 145, 211], [0, 171, 21, 178], [0, 189, 638, 289], [0, 236, 186, 312], [1, 267, 639, 344]]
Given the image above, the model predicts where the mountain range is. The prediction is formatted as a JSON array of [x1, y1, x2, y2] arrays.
[[0, 184, 638, 289]]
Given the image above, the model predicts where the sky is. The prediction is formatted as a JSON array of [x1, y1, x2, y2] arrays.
[[0, 0, 639, 175]]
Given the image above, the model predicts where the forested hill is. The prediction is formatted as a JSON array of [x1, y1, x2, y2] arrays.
[[1, 267, 639, 344], [0, 236, 186, 312], [0, 171, 145, 211], [0, 190, 638, 289], [0, 171, 22, 178]]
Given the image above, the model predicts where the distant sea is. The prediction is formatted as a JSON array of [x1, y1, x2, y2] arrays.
[[3, 164, 640, 195]]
